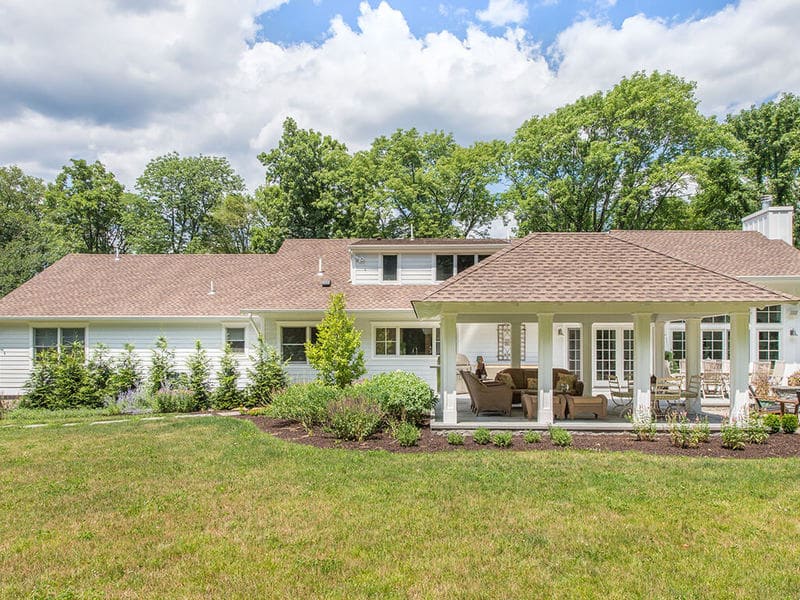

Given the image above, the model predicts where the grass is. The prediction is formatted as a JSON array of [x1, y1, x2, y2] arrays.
[[1, 419, 799, 598], [0, 407, 131, 425]]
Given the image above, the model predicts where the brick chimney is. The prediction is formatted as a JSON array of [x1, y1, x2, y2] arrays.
[[742, 195, 794, 245]]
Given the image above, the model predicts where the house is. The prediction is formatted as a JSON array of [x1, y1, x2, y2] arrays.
[[1, 202, 799, 428]]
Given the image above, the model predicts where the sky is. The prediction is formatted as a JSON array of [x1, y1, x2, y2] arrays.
[[1, 0, 799, 196]]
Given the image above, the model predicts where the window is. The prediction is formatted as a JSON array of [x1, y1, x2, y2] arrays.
[[756, 305, 782, 324], [435, 255, 454, 281], [382, 255, 398, 281], [496, 323, 526, 362], [567, 328, 581, 376], [457, 254, 476, 273], [375, 326, 438, 356], [281, 326, 317, 362], [623, 329, 634, 381], [671, 331, 686, 360], [225, 327, 246, 353], [702, 315, 730, 323], [477, 254, 490, 262], [375, 327, 397, 356], [33, 327, 86, 360], [758, 330, 780, 363], [702, 330, 724, 360], [595, 329, 616, 380]]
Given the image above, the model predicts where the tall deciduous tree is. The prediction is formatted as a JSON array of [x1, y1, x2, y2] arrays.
[[128, 152, 246, 253], [0, 166, 63, 297], [45, 159, 126, 253], [505, 71, 725, 234], [360, 129, 504, 238]]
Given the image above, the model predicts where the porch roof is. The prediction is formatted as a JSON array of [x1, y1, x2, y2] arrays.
[[413, 232, 797, 310]]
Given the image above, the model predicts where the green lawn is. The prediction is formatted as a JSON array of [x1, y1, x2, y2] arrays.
[[1, 419, 799, 599]]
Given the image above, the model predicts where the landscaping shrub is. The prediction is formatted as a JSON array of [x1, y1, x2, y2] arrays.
[[105, 388, 149, 414], [148, 336, 177, 397], [212, 344, 243, 410], [326, 396, 384, 441], [151, 387, 196, 413], [745, 417, 769, 444], [628, 414, 657, 441], [20, 349, 59, 409], [721, 422, 747, 450], [523, 430, 542, 444], [246, 337, 288, 406], [393, 421, 421, 447], [763, 413, 782, 434], [268, 383, 343, 432], [111, 343, 142, 397], [695, 418, 711, 443], [787, 370, 800, 386], [186, 340, 212, 410], [86, 344, 115, 406], [446, 432, 464, 445], [491, 431, 513, 448], [21, 344, 104, 410], [667, 414, 700, 449], [356, 371, 436, 425], [782, 413, 798, 434], [305, 292, 366, 387], [549, 426, 573, 447], [473, 428, 491, 445]]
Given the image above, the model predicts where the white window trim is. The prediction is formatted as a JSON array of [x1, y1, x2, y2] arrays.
[[277, 322, 319, 364], [433, 254, 482, 283], [371, 322, 440, 360], [380, 254, 401, 285], [221, 322, 249, 354], [757, 329, 781, 362], [591, 324, 633, 384], [29, 323, 90, 361]]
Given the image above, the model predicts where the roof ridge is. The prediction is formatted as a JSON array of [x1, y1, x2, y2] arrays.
[[418, 234, 532, 301], [607, 231, 797, 302]]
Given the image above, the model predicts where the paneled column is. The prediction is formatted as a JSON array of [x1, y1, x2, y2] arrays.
[[510, 320, 522, 369], [537, 313, 554, 425], [654, 320, 666, 377], [581, 320, 593, 396], [729, 311, 750, 424], [632, 313, 652, 419], [440, 314, 458, 425], [685, 318, 702, 413]]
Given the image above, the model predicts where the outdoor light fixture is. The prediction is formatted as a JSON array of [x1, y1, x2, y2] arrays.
[[791, 328, 798, 337]]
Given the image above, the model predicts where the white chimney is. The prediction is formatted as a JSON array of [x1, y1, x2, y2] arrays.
[[742, 195, 794, 245]]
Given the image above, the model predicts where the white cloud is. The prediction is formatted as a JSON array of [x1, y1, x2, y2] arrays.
[[0, 0, 798, 192], [476, 0, 529, 26]]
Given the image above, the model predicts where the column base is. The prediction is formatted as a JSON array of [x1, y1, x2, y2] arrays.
[[442, 390, 458, 425], [537, 390, 554, 425]]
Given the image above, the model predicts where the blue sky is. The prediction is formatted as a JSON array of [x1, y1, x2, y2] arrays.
[[0, 0, 797, 194], [258, 1, 733, 53]]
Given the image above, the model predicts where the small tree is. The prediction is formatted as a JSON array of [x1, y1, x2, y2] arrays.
[[305, 292, 366, 387], [246, 336, 288, 406], [112, 343, 142, 396], [148, 336, 177, 397], [20, 350, 59, 409], [213, 344, 242, 409], [85, 344, 115, 405], [55, 343, 94, 408], [186, 340, 211, 410]]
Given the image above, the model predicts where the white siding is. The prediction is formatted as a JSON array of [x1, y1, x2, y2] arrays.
[[400, 254, 433, 284], [352, 254, 380, 284], [0, 324, 32, 395]]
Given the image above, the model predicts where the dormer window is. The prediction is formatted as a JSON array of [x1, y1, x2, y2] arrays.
[[382, 255, 398, 281], [435, 255, 453, 281]]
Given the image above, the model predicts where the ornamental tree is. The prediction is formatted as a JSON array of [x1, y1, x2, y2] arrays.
[[305, 293, 366, 388]]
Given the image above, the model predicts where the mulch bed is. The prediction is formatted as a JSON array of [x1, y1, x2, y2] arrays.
[[239, 415, 800, 459]]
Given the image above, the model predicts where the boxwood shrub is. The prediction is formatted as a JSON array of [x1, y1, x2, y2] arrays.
[[355, 371, 436, 425]]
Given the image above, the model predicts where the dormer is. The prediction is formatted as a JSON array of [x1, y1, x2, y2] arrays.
[[349, 239, 509, 285]]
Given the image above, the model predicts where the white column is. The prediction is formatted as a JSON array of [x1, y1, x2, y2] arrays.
[[441, 313, 458, 425], [537, 313, 554, 425], [685, 318, 702, 413], [581, 320, 593, 396], [729, 311, 750, 424], [654, 320, 666, 377], [510, 320, 522, 369], [632, 313, 652, 419]]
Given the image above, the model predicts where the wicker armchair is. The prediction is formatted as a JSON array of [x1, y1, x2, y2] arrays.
[[460, 370, 513, 416]]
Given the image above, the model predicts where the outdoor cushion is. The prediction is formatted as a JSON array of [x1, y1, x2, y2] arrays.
[[497, 372, 516, 388], [557, 373, 577, 394], [526, 377, 538, 389]]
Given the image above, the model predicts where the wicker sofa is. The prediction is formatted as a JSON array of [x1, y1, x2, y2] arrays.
[[494, 367, 584, 403]]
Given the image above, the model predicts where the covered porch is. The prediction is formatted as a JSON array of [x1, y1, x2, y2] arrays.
[[412, 233, 797, 431]]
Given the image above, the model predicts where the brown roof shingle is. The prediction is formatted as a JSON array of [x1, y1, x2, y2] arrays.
[[416, 232, 796, 304], [608, 230, 800, 277]]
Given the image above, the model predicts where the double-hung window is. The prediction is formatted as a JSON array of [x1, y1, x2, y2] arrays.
[[33, 327, 86, 360], [281, 326, 318, 362], [382, 255, 398, 282], [375, 326, 438, 357], [225, 327, 246, 353]]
